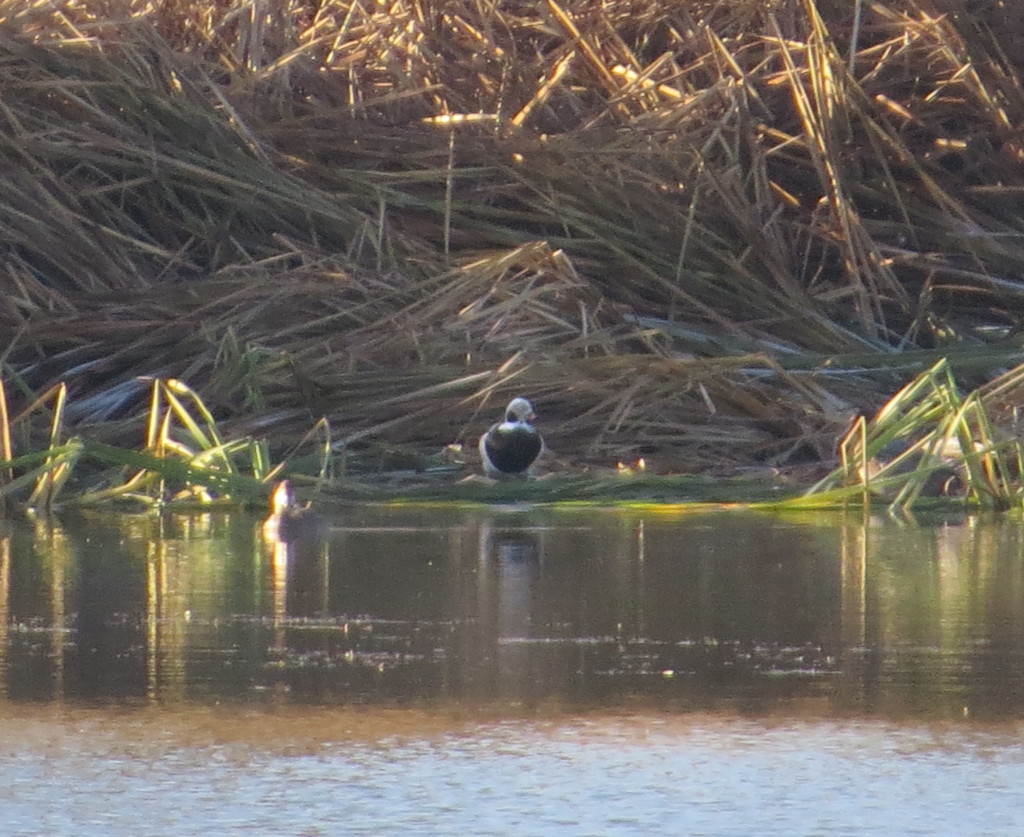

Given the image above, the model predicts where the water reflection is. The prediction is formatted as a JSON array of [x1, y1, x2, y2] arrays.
[[3, 506, 1024, 719]]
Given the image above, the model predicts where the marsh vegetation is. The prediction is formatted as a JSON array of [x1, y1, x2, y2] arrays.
[[2, 0, 1024, 508]]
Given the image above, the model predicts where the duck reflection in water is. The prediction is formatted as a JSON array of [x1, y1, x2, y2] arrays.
[[478, 520, 544, 643]]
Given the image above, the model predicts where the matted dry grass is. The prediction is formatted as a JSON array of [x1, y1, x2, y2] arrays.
[[2, 0, 1024, 480]]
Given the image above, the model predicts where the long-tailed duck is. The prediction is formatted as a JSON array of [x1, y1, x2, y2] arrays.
[[479, 396, 543, 477], [261, 480, 326, 542]]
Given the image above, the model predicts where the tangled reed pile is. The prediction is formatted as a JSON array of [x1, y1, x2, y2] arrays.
[[2, 0, 1024, 479]]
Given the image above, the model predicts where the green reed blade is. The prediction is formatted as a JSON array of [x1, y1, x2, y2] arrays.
[[79, 440, 264, 502]]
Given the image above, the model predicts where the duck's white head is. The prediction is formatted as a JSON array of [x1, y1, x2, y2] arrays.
[[505, 397, 536, 424], [268, 480, 295, 515]]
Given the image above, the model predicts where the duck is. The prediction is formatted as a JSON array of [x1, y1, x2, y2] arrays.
[[479, 396, 544, 477], [261, 480, 326, 543]]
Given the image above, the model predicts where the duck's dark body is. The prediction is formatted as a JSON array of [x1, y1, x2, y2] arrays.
[[264, 508, 326, 543], [481, 424, 543, 475]]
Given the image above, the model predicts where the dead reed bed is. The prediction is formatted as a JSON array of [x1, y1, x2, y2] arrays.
[[2, 0, 1024, 501]]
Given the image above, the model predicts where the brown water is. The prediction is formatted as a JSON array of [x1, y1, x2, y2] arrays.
[[2, 505, 1023, 835]]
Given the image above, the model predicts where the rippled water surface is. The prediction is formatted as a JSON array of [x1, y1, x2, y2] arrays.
[[2, 506, 1024, 835]]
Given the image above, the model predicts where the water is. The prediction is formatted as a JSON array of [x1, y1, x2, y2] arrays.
[[2, 505, 1024, 835]]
